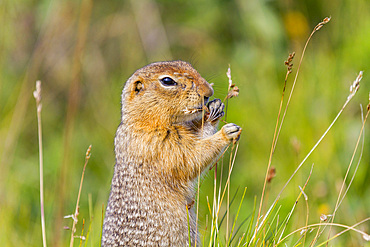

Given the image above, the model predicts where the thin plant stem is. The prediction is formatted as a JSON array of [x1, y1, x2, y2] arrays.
[[327, 103, 369, 241], [274, 17, 331, 153], [69, 145, 92, 247], [33, 80, 47, 247], [209, 158, 220, 247], [225, 86, 230, 245], [238, 196, 256, 246], [210, 163, 217, 246], [209, 145, 231, 171], [195, 165, 201, 247], [316, 220, 370, 247], [254, 17, 331, 242], [209, 143, 239, 244], [252, 70, 362, 243], [226, 140, 233, 244], [302, 184, 310, 247], [277, 164, 314, 242], [83, 193, 93, 247], [195, 97, 206, 247], [310, 219, 324, 247], [100, 204, 104, 244], [209, 145, 228, 246], [187, 205, 191, 247], [78, 219, 85, 247], [276, 217, 370, 246], [56, 0, 93, 242], [228, 187, 247, 246]]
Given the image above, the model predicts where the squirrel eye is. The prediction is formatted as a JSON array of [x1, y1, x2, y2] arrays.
[[160, 77, 177, 86]]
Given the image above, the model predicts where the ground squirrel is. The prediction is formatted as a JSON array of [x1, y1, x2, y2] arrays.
[[102, 60, 242, 246]]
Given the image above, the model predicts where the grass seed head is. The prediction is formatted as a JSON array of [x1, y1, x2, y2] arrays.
[[227, 65, 233, 90], [224, 65, 240, 101], [348, 71, 363, 101], [315, 17, 331, 31], [363, 233, 370, 241], [284, 52, 295, 74], [267, 166, 276, 183], [226, 86, 239, 99], [320, 214, 328, 221]]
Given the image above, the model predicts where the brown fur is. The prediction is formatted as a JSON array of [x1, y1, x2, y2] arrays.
[[102, 60, 241, 246]]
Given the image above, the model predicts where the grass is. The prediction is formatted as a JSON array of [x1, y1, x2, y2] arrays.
[[67, 145, 91, 247], [34, 80, 47, 247], [1, 0, 370, 246], [200, 81, 369, 245], [196, 17, 370, 246]]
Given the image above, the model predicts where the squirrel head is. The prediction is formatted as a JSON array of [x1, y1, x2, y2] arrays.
[[121, 60, 213, 129]]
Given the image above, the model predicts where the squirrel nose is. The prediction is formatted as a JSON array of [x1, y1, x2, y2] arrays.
[[199, 81, 213, 105], [201, 81, 214, 98]]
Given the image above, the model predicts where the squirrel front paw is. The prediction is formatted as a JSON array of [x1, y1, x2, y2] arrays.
[[206, 99, 225, 122], [222, 123, 242, 142]]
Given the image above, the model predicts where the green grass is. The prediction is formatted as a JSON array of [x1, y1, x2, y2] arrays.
[[0, 0, 370, 246], [200, 66, 369, 246]]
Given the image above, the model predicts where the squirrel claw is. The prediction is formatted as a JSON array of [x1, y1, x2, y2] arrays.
[[222, 123, 242, 142], [206, 99, 225, 122]]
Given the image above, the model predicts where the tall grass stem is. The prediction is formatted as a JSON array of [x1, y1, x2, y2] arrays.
[[254, 17, 331, 241], [33, 80, 47, 247], [69, 145, 92, 247], [328, 103, 369, 240]]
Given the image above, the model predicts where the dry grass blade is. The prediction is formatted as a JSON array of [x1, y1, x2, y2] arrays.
[[223, 65, 239, 102], [54, 1, 93, 242], [100, 204, 104, 244], [274, 17, 331, 150], [277, 164, 314, 243], [253, 17, 332, 243], [208, 66, 241, 246], [33, 80, 47, 247], [195, 97, 206, 247], [186, 205, 191, 247], [195, 164, 201, 247], [276, 217, 370, 245], [68, 145, 92, 247], [78, 219, 85, 247], [227, 187, 248, 246], [326, 78, 368, 242], [208, 143, 240, 246], [253, 70, 363, 245], [82, 194, 93, 247]]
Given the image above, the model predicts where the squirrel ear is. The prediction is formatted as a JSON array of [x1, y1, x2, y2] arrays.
[[134, 80, 143, 94]]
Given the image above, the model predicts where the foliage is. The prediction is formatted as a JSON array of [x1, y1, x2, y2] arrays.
[[0, 0, 369, 246]]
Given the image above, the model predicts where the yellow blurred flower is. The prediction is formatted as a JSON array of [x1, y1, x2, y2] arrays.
[[318, 203, 330, 216], [284, 11, 309, 41]]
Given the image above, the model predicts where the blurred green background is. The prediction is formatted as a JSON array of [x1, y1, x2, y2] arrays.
[[1, 0, 369, 246]]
